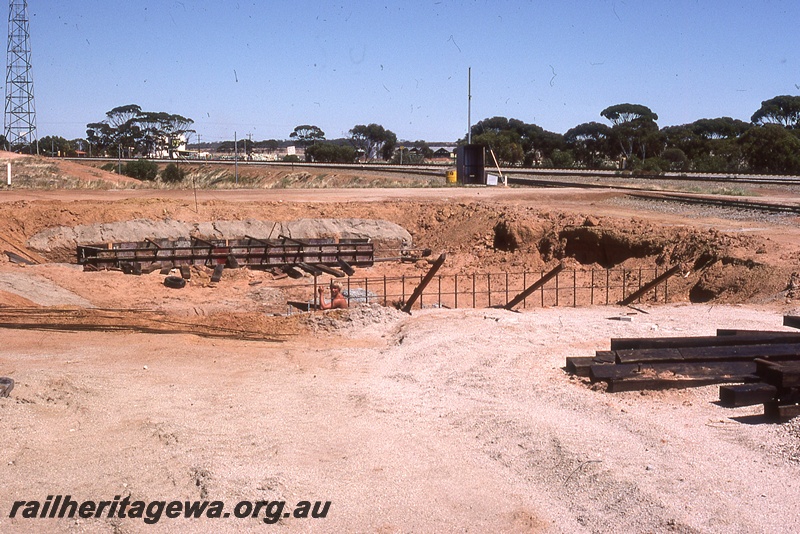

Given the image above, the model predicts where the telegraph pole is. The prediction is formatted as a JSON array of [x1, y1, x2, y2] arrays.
[[467, 67, 472, 144], [5, 1, 37, 153], [234, 131, 238, 185]]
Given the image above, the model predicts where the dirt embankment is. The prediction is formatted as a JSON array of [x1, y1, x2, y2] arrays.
[[0, 195, 795, 305], [1, 153, 798, 307]]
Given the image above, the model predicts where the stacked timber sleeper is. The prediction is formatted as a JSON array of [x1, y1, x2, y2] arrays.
[[565, 316, 800, 421]]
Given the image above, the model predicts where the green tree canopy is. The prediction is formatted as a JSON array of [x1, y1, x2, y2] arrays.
[[289, 125, 325, 146], [751, 95, 800, 128], [600, 103, 658, 126], [738, 124, 800, 174], [691, 117, 751, 139], [601, 104, 660, 163], [39, 135, 77, 157], [468, 117, 564, 166], [86, 105, 194, 158], [305, 142, 357, 163], [349, 123, 397, 161], [564, 122, 612, 166]]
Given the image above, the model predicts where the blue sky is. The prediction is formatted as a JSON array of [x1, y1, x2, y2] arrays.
[[18, 0, 800, 143]]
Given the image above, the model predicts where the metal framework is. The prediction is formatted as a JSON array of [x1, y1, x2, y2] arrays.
[[77, 236, 375, 272], [4, 0, 36, 152]]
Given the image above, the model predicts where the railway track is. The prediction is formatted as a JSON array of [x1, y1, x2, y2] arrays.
[[505, 174, 800, 215], [69, 157, 800, 214]]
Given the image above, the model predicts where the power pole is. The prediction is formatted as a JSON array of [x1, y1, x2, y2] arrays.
[[467, 67, 472, 145], [234, 131, 238, 185], [4, 0, 37, 153]]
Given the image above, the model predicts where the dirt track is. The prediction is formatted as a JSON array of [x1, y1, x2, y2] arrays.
[[1, 155, 800, 532]]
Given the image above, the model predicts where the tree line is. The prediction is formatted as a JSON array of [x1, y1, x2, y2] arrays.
[[466, 95, 800, 174], [11, 94, 800, 175]]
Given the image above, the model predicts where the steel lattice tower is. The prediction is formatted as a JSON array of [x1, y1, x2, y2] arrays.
[[4, 0, 36, 152]]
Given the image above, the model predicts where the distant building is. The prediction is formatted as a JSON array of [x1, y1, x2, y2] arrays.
[[430, 146, 456, 163]]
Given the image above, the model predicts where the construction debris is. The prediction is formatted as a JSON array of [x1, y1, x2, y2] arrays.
[[566, 319, 800, 421], [0, 376, 13, 397], [163, 276, 186, 289], [77, 236, 374, 272], [210, 264, 224, 283], [4, 250, 35, 265]]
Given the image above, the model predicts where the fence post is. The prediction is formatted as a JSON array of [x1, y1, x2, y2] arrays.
[[555, 270, 559, 307], [488, 273, 492, 307], [573, 269, 577, 307], [454, 274, 459, 309], [473, 273, 476, 309], [523, 272, 527, 309], [590, 269, 595, 305], [383, 275, 387, 306], [541, 270, 545, 307], [653, 266, 658, 302], [638, 267, 642, 303], [606, 269, 610, 305]]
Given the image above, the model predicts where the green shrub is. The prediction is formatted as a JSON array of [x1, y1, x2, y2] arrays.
[[123, 159, 158, 181], [161, 163, 186, 183]]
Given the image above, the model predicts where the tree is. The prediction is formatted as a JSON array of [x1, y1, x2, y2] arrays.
[[600, 103, 658, 125], [105, 104, 143, 157], [691, 117, 751, 139], [161, 163, 186, 183], [86, 121, 115, 155], [660, 148, 689, 171], [349, 123, 396, 161], [255, 139, 281, 150], [152, 112, 195, 159], [472, 129, 524, 165], [468, 117, 564, 166], [305, 142, 357, 163], [662, 117, 751, 173], [289, 125, 325, 147], [86, 106, 194, 158], [751, 95, 800, 128], [738, 124, 800, 174], [564, 122, 612, 167], [123, 159, 159, 181], [601, 103, 660, 163], [39, 136, 76, 157], [412, 140, 434, 159]]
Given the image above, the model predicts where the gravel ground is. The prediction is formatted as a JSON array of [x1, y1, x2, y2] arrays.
[[2, 303, 800, 533], [605, 196, 798, 225]]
